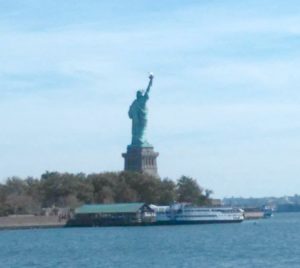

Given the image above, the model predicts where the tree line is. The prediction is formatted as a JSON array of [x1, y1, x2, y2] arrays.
[[0, 171, 213, 216]]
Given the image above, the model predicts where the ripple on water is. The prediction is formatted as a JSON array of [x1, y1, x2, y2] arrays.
[[0, 213, 300, 268]]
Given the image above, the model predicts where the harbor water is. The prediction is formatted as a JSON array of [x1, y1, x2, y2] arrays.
[[1, 212, 300, 268]]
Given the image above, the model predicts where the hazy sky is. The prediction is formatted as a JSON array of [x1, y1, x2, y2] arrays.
[[1, 0, 300, 198]]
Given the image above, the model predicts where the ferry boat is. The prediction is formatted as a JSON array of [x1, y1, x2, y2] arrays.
[[150, 203, 244, 224], [263, 206, 274, 218]]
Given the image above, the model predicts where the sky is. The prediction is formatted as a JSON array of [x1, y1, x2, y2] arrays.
[[0, 0, 300, 198]]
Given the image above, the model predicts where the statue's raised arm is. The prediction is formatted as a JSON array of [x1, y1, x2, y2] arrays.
[[145, 73, 154, 95]]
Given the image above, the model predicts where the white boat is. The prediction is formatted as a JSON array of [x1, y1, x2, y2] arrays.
[[150, 203, 244, 224]]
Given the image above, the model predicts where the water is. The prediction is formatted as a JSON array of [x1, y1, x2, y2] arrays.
[[1, 213, 300, 268]]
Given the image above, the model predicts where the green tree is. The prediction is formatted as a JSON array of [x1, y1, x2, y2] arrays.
[[0, 171, 212, 215], [158, 178, 176, 205], [0, 183, 10, 216], [120, 171, 161, 204], [88, 172, 118, 203], [114, 174, 138, 203], [3, 177, 38, 214], [24, 177, 42, 213], [75, 176, 94, 204], [40, 171, 81, 207], [176, 176, 205, 205]]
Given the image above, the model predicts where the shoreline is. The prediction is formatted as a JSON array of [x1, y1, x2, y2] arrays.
[[0, 225, 65, 231], [0, 215, 67, 231]]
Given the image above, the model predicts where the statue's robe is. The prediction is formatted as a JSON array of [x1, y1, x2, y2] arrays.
[[128, 93, 149, 145]]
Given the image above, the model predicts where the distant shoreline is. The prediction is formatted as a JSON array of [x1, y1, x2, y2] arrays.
[[0, 215, 67, 230], [0, 225, 65, 231]]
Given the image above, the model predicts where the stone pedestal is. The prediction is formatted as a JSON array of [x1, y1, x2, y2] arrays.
[[122, 146, 159, 177]]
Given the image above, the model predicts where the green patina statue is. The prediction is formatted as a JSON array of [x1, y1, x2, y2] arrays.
[[128, 73, 154, 147]]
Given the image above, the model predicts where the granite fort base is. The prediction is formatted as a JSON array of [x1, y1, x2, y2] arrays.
[[122, 146, 159, 177]]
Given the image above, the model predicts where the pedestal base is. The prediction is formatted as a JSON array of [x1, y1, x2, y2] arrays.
[[122, 146, 159, 177]]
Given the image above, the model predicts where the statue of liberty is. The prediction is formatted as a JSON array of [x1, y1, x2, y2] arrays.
[[128, 73, 154, 147]]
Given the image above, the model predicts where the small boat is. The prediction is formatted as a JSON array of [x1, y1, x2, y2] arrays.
[[263, 209, 273, 218]]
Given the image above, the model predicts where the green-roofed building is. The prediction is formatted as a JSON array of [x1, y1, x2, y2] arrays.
[[68, 203, 155, 227]]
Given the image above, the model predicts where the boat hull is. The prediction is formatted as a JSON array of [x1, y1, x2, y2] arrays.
[[66, 219, 243, 227], [154, 219, 243, 225]]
